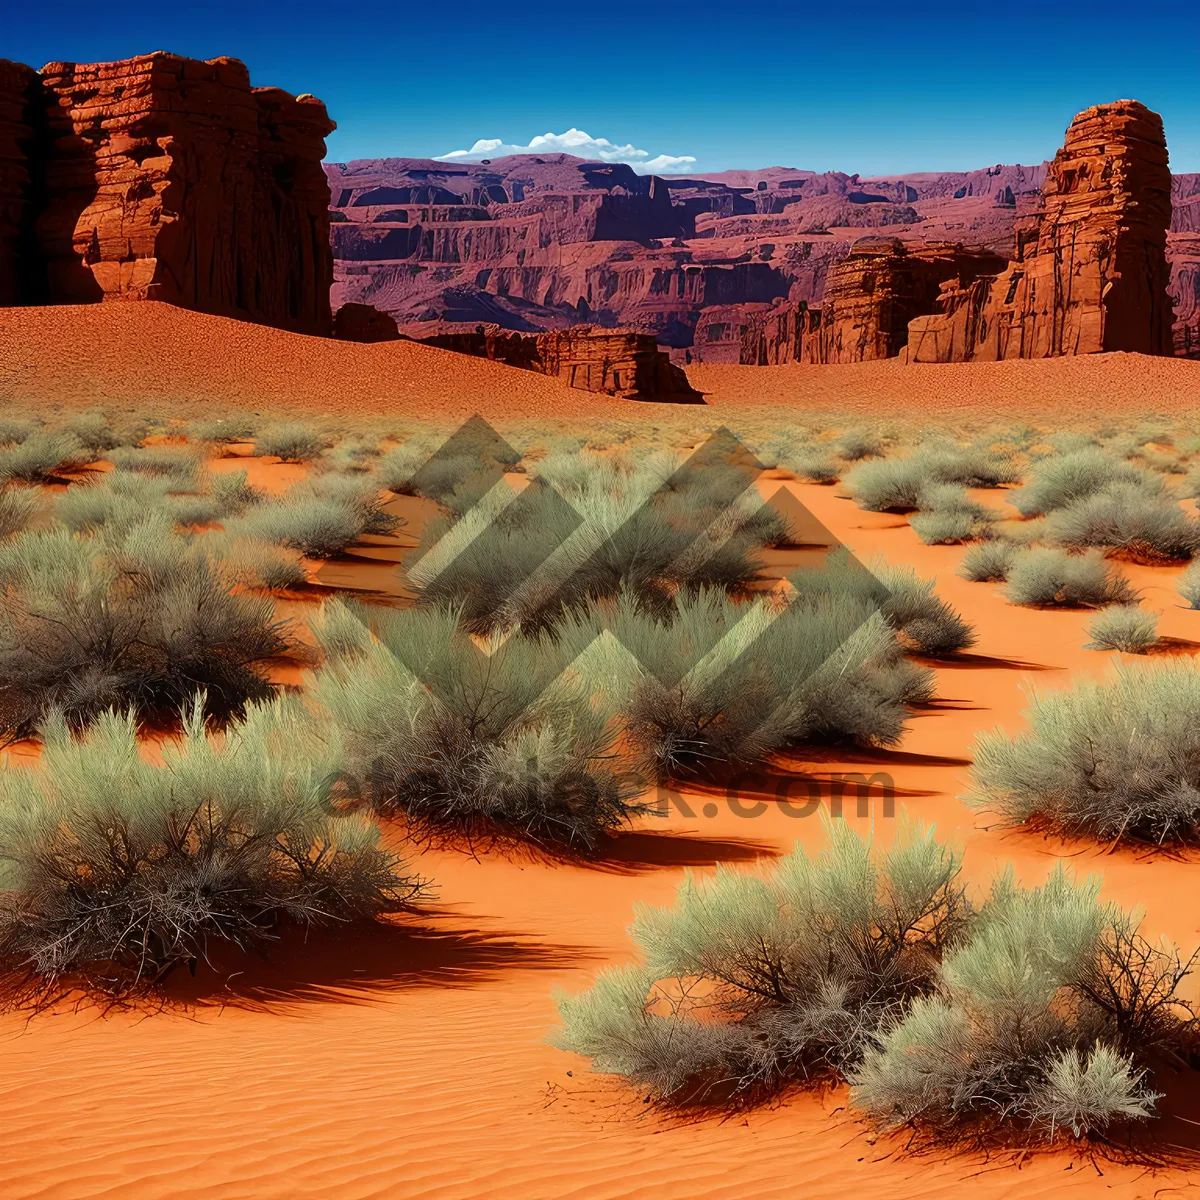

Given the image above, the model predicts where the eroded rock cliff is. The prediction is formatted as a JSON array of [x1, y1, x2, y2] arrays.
[[1, 52, 335, 334]]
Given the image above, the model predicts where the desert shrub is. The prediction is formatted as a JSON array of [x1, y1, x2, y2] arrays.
[[217, 537, 308, 590], [851, 867, 1190, 1141], [409, 453, 780, 635], [969, 662, 1200, 842], [780, 447, 840, 483], [311, 601, 642, 850], [1005, 548, 1136, 608], [0, 700, 424, 998], [0, 524, 292, 742], [233, 476, 400, 558], [0, 417, 37, 447], [1011, 449, 1146, 517], [1085, 606, 1159, 653], [57, 472, 172, 534], [1043, 480, 1200, 562], [188, 414, 257, 445], [1048, 431, 1101, 455], [325, 437, 381, 474], [254, 422, 326, 463], [910, 484, 1000, 545], [556, 587, 932, 775], [959, 540, 1018, 583], [62, 409, 147, 455], [834, 427, 884, 461], [1178, 559, 1200, 609], [0, 487, 38, 540], [790, 551, 974, 656], [846, 447, 1017, 513], [107, 444, 204, 486], [0, 432, 88, 483], [554, 821, 970, 1103]]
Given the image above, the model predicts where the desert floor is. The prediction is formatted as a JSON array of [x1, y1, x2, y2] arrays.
[[2, 304, 1200, 1199]]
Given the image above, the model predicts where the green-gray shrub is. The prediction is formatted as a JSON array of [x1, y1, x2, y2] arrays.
[[107, 444, 204, 486], [1004, 548, 1136, 608], [851, 867, 1183, 1141], [1085, 606, 1159, 653], [254, 423, 326, 463], [958, 540, 1018, 582], [0, 432, 89, 482], [1178, 560, 1200, 609], [311, 601, 642, 850], [1010, 449, 1145, 517], [969, 662, 1200, 842], [554, 821, 969, 1103], [0, 700, 423, 998], [1044, 480, 1200, 562], [0, 486, 38, 540]]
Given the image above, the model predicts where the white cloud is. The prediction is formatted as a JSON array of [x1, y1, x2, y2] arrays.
[[436, 128, 697, 174]]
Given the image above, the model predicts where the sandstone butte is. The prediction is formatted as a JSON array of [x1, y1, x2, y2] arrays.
[[328, 105, 1199, 363], [0, 52, 336, 336]]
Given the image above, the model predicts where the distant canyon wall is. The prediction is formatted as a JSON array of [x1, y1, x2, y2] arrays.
[[329, 107, 1198, 361], [0, 52, 334, 335]]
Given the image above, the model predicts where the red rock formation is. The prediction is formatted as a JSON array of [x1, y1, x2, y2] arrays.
[[908, 101, 1174, 362], [1, 53, 335, 334], [417, 324, 702, 402], [333, 302, 400, 342], [733, 240, 1005, 366], [0, 60, 38, 304]]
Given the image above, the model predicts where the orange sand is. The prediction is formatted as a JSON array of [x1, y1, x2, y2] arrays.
[[3, 301, 1200, 422], [4, 474, 1200, 1198], [5, 303, 1200, 1196]]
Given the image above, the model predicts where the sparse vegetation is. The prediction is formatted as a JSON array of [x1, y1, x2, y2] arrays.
[[1004, 548, 1136, 608], [1043, 479, 1200, 562], [0, 701, 424, 999], [959, 540, 1018, 583], [1010, 449, 1146, 517], [0, 432, 89, 483], [1085, 605, 1160, 653], [254, 423, 326, 463], [969, 662, 1200, 842]]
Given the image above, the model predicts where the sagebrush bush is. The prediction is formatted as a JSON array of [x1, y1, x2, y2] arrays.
[[910, 484, 1000, 545], [1004, 548, 1136, 608], [0, 486, 38, 540], [0, 524, 292, 742], [554, 821, 968, 1103], [790, 550, 975, 656], [1085, 605, 1159, 653], [409, 450, 782, 634], [0, 432, 88, 482], [1043, 480, 1200, 562], [834, 427, 884, 461], [107, 444, 204, 486], [851, 866, 1189, 1142], [958, 540, 1018, 583], [845, 447, 1017, 512], [0, 701, 424, 998], [782, 448, 840, 483], [57, 472, 172, 534], [1178, 559, 1200, 609], [216, 536, 309, 590], [254, 423, 326, 463], [233, 476, 400, 558], [1011, 449, 1145, 517], [62, 409, 147, 455], [0, 417, 36, 447], [557, 823, 1194, 1140], [556, 586, 932, 775], [188, 414, 257, 445], [311, 601, 643, 850], [969, 662, 1200, 842]]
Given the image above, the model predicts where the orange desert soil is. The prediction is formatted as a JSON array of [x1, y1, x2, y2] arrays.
[[3, 301, 1200, 421], [4, 469, 1200, 1198]]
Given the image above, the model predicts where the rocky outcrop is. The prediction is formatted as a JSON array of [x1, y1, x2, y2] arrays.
[[0, 60, 38, 304], [908, 101, 1174, 362], [734, 240, 1006, 366], [1, 52, 335, 334], [333, 302, 400, 342], [417, 324, 702, 402]]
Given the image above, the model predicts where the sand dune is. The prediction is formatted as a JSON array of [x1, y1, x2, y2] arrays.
[[4, 473, 1200, 1198], [3, 302, 1200, 424]]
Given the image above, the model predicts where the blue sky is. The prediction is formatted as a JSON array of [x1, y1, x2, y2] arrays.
[[7, 1, 1199, 173]]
